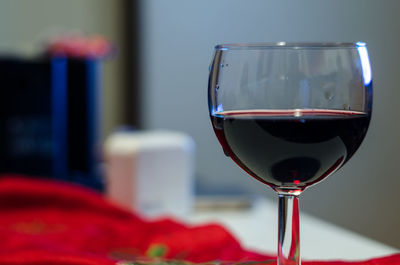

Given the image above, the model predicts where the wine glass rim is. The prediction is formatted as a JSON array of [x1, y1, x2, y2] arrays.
[[215, 42, 367, 50]]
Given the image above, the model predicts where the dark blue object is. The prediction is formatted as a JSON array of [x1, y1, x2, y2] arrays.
[[0, 56, 104, 190]]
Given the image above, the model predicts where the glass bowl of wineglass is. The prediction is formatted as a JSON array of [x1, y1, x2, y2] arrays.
[[208, 42, 372, 265]]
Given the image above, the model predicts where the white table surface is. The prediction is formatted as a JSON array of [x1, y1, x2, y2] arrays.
[[185, 197, 399, 261]]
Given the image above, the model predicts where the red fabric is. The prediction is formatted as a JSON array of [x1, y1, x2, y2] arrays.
[[0, 176, 398, 265]]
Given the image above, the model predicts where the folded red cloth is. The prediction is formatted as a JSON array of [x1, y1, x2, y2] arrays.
[[0, 175, 398, 265], [0, 175, 270, 264]]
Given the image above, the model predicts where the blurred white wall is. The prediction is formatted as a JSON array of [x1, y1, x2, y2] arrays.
[[139, 0, 400, 248]]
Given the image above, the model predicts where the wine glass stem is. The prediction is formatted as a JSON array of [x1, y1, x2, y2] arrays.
[[278, 194, 300, 265]]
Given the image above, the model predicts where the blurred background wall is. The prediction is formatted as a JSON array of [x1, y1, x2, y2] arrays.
[[1, 0, 399, 249]]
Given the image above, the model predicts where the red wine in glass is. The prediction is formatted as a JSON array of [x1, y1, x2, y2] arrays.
[[211, 109, 370, 191], [208, 42, 372, 265]]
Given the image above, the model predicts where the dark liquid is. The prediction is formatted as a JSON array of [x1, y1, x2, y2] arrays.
[[211, 109, 370, 190]]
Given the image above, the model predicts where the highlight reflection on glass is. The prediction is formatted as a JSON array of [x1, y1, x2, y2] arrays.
[[356, 43, 372, 85]]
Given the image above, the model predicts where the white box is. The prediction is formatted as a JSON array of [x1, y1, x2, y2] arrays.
[[104, 130, 195, 218]]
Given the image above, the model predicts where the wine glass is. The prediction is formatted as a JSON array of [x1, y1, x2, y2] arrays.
[[208, 42, 372, 265]]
